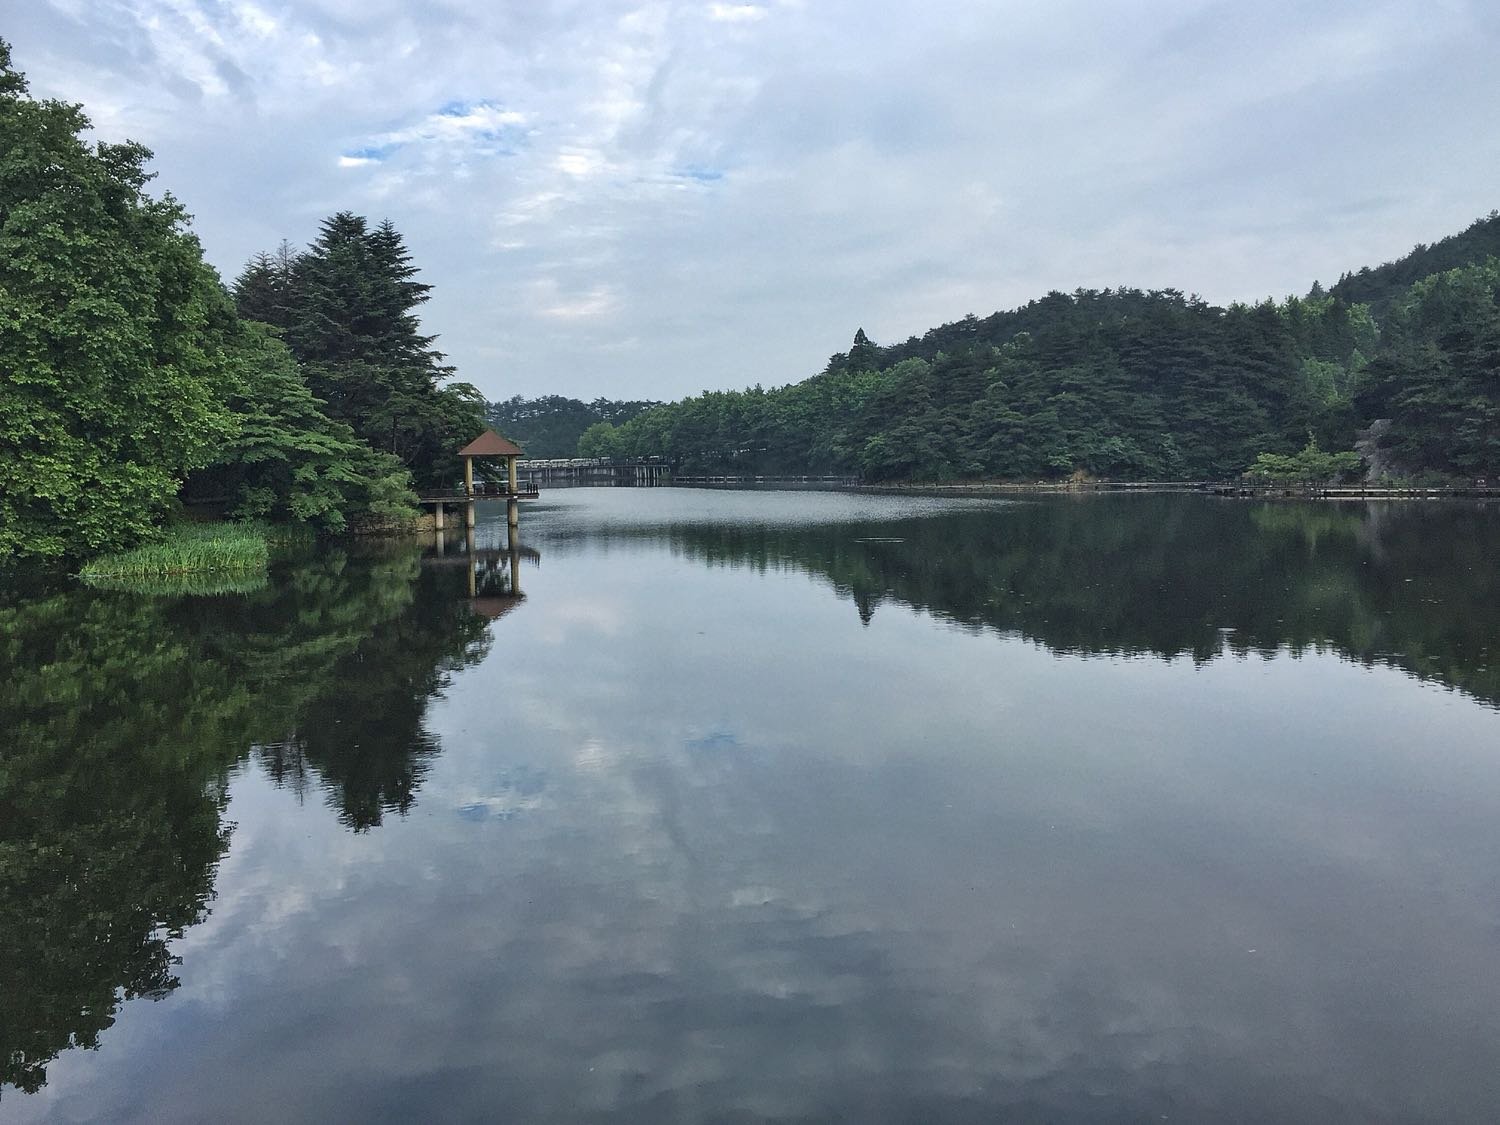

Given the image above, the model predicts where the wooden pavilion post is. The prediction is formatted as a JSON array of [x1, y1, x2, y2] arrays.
[[506, 453, 520, 529], [462, 453, 476, 527], [507, 523, 522, 596]]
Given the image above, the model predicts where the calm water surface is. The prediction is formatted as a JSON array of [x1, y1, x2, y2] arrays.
[[4, 490, 1500, 1123]]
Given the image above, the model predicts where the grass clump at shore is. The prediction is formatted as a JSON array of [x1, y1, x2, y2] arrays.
[[77, 568, 270, 596], [79, 521, 274, 588]]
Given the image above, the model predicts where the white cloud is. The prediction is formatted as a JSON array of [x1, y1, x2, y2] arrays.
[[11, 0, 1499, 402], [554, 148, 609, 178], [708, 3, 768, 22], [234, 1, 280, 39], [495, 191, 567, 230], [534, 283, 621, 321]]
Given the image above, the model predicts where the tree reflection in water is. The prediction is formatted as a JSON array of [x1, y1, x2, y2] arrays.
[[4, 493, 1498, 1102], [607, 495, 1500, 710], [0, 539, 493, 1094]]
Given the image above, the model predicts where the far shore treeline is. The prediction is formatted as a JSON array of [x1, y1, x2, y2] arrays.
[[578, 214, 1500, 482], [485, 395, 662, 459], [5, 33, 1499, 563], [0, 41, 482, 560]]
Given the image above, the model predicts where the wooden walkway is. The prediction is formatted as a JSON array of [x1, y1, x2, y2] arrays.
[[418, 480, 538, 531]]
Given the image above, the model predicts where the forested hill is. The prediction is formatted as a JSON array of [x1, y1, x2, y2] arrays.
[[580, 213, 1500, 483], [1328, 211, 1500, 318], [486, 396, 660, 458]]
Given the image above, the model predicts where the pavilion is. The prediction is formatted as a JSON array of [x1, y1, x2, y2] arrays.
[[458, 429, 526, 497], [421, 429, 537, 530]]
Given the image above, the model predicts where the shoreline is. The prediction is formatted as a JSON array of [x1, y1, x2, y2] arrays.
[[854, 480, 1500, 501]]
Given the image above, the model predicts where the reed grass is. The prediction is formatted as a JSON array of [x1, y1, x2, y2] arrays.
[[78, 569, 270, 596], [79, 521, 272, 587]]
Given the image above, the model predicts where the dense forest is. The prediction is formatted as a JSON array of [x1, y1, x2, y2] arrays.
[[0, 41, 482, 559], [230, 220, 485, 491], [581, 215, 1500, 483], [485, 395, 661, 458]]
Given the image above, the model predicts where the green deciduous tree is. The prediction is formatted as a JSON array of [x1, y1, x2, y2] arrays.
[[1244, 437, 1363, 482], [577, 420, 626, 458], [183, 325, 417, 529], [0, 40, 237, 557]]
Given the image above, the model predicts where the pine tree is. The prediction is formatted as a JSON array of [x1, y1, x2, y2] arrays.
[[233, 240, 299, 330], [848, 327, 880, 369], [244, 212, 484, 486]]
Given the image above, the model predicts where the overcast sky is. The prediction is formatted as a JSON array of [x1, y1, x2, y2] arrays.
[[11, 0, 1500, 402]]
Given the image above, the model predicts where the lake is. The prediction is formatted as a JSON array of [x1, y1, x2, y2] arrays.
[[4, 489, 1500, 1123]]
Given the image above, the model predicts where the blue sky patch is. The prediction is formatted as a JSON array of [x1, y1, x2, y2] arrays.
[[672, 165, 725, 183], [344, 142, 400, 162]]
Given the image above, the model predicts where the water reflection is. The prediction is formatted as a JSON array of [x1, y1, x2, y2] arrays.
[[532, 493, 1500, 709], [0, 584, 233, 1096], [3, 492, 1500, 1120], [0, 540, 497, 1094], [425, 522, 537, 606]]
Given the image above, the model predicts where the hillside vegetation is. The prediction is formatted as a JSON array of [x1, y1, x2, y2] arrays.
[[1329, 211, 1500, 319], [582, 216, 1500, 483]]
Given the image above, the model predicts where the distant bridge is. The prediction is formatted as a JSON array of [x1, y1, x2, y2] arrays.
[[671, 474, 860, 487], [517, 459, 861, 489], [519, 458, 672, 486]]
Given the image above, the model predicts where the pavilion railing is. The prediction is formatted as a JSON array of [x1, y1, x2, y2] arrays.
[[420, 480, 538, 501]]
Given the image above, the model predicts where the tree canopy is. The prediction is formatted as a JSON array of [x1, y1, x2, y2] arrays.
[[1328, 211, 1500, 320], [1354, 259, 1500, 479], [0, 41, 488, 558], [181, 325, 417, 529], [581, 295, 1372, 481], [0, 40, 237, 557]]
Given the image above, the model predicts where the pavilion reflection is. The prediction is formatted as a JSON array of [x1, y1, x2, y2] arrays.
[[425, 523, 539, 617]]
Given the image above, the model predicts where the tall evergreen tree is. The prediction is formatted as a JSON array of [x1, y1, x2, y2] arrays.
[[848, 327, 880, 369], [236, 213, 483, 487], [232, 240, 298, 331]]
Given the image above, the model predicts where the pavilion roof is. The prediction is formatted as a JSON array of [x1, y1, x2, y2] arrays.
[[458, 429, 524, 457], [470, 596, 523, 620]]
